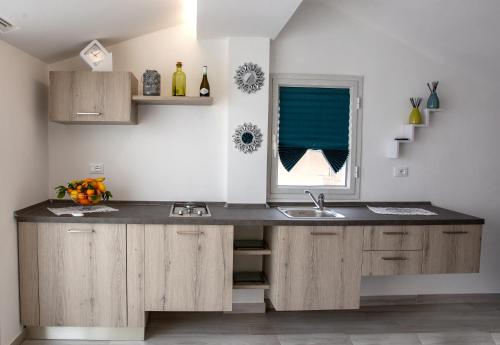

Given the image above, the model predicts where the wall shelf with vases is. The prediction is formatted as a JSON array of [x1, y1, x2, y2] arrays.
[[386, 108, 442, 159], [132, 95, 213, 106]]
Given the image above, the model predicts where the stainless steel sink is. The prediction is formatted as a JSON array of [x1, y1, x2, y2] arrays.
[[278, 207, 345, 219]]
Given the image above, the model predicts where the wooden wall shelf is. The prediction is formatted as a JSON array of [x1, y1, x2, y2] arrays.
[[132, 95, 213, 105]]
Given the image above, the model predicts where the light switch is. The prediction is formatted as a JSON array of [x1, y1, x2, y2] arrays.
[[89, 163, 104, 174], [393, 166, 408, 177]]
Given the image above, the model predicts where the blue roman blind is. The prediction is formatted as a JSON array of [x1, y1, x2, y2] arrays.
[[278, 86, 351, 173]]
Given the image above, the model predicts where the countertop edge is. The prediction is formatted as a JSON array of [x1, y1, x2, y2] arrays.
[[14, 200, 485, 226]]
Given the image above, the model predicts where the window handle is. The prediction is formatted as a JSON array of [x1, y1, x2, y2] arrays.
[[272, 134, 278, 158]]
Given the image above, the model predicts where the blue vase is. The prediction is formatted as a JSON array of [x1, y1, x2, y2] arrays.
[[427, 92, 440, 109]]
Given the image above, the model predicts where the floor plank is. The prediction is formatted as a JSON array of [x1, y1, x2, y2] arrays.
[[418, 332, 496, 345], [351, 333, 421, 345], [278, 333, 352, 345]]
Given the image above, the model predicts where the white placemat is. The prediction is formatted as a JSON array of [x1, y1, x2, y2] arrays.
[[47, 205, 119, 216], [367, 206, 437, 216]]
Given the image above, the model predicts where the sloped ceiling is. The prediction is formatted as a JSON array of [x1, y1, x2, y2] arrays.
[[197, 0, 303, 39], [0, 0, 183, 63], [320, 0, 500, 81]]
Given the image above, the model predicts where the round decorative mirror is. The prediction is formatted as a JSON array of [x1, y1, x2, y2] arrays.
[[233, 123, 263, 154], [234, 62, 265, 94]]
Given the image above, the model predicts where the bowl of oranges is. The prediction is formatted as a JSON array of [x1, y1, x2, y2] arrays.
[[55, 177, 113, 206]]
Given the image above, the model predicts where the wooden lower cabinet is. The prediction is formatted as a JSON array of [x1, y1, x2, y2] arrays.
[[36, 223, 127, 327], [17, 221, 483, 328], [423, 225, 482, 274], [265, 226, 364, 311], [144, 225, 233, 311]]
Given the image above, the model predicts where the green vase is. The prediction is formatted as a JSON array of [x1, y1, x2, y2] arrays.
[[409, 107, 422, 124]]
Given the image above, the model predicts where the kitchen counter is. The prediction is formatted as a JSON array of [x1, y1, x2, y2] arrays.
[[14, 200, 484, 226]]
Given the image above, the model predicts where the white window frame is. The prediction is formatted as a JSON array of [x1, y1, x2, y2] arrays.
[[267, 73, 363, 202]]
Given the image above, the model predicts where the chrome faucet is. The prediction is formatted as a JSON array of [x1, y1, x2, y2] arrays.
[[304, 190, 325, 210]]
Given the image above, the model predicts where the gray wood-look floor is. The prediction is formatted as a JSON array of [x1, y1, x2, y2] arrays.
[[22, 302, 500, 345]]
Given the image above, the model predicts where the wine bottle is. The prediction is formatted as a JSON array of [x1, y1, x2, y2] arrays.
[[199, 66, 210, 97], [172, 62, 186, 96]]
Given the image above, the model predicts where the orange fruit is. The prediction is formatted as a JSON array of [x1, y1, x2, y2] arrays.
[[79, 198, 90, 205], [86, 189, 95, 196], [78, 192, 86, 200]]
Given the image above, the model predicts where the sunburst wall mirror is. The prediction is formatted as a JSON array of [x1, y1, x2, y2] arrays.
[[234, 62, 265, 94], [232, 123, 263, 154]]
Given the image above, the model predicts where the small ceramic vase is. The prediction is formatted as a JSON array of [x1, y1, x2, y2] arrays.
[[427, 92, 440, 109], [409, 107, 423, 125], [142, 70, 161, 96]]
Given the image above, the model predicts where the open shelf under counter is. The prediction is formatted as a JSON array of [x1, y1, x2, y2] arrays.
[[234, 248, 272, 256], [234, 239, 271, 256], [132, 95, 213, 105], [233, 272, 270, 290]]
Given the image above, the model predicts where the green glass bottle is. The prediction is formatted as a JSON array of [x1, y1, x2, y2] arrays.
[[172, 62, 186, 96]]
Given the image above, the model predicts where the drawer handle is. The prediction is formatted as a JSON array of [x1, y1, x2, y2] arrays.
[[382, 256, 408, 261], [383, 231, 408, 235], [443, 231, 468, 235], [76, 112, 103, 116], [310, 232, 338, 236], [67, 229, 95, 233], [177, 231, 204, 235]]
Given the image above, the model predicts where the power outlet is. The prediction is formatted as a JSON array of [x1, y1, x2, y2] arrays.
[[89, 163, 104, 174], [393, 166, 409, 177]]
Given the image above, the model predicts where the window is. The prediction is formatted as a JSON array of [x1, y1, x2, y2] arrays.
[[268, 74, 363, 201]]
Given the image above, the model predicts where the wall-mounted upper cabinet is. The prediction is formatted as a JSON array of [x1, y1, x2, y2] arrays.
[[49, 71, 138, 124]]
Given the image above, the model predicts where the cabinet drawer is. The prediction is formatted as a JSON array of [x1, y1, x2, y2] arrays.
[[423, 225, 482, 274], [363, 226, 424, 250], [362, 250, 422, 276]]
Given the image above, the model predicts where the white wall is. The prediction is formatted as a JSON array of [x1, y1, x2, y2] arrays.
[[49, 24, 229, 201], [0, 41, 48, 345], [227, 38, 270, 204], [271, 0, 500, 295]]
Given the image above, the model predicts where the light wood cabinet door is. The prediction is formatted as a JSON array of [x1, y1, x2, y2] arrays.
[[37, 223, 127, 327], [423, 225, 482, 274], [144, 225, 233, 312], [49, 71, 73, 122], [265, 226, 363, 311], [363, 225, 424, 250], [49, 71, 138, 124]]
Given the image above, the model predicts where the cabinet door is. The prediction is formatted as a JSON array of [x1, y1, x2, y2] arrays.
[[423, 225, 482, 274], [102, 72, 137, 123], [49, 71, 137, 124], [266, 226, 363, 311], [144, 225, 233, 311], [72, 72, 106, 122], [38, 223, 127, 327], [49, 71, 73, 122]]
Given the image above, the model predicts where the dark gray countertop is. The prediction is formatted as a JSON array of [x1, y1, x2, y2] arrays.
[[14, 200, 484, 226]]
